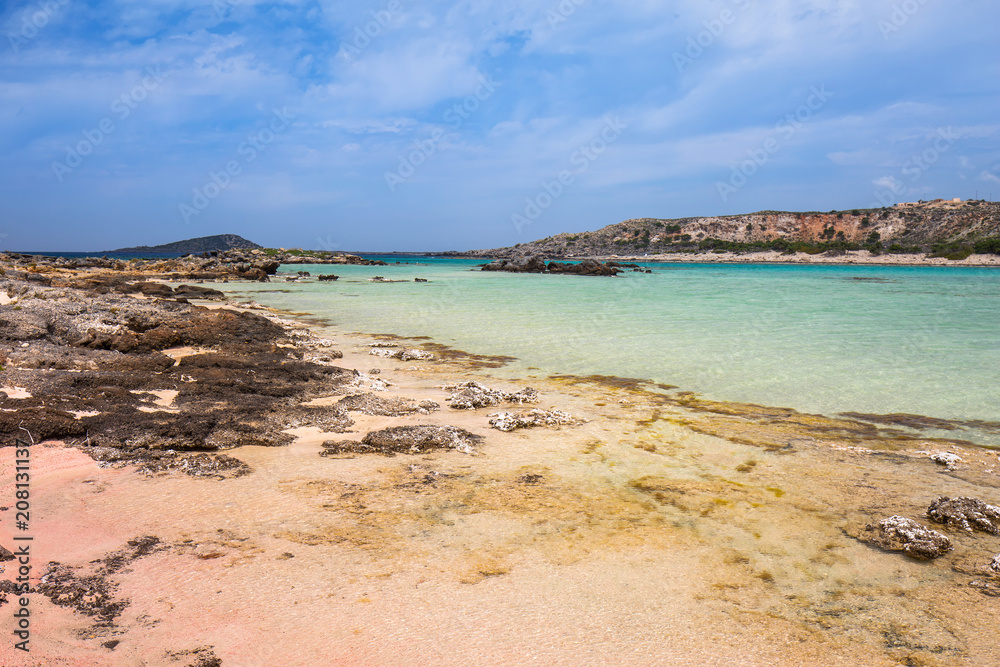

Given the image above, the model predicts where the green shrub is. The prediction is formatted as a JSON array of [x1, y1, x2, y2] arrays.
[[972, 237, 1000, 254]]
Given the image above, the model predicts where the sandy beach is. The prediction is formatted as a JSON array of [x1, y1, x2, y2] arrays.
[[2, 269, 1000, 666]]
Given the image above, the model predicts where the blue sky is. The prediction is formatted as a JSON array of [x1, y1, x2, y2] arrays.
[[1, 0, 998, 252]]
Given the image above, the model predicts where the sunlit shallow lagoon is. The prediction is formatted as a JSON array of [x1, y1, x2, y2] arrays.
[[224, 258, 1000, 447]]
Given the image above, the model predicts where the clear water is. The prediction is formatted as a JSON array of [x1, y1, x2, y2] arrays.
[[225, 259, 1000, 444]]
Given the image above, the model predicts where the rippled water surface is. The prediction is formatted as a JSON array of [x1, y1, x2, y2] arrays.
[[226, 259, 1000, 443]]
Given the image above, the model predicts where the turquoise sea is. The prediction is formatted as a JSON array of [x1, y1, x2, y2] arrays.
[[224, 258, 1000, 447]]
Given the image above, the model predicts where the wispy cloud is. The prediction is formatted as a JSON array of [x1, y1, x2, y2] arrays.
[[0, 0, 998, 250]]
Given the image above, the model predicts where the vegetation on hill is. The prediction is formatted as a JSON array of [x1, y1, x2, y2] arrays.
[[467, 201, 1000, 259]]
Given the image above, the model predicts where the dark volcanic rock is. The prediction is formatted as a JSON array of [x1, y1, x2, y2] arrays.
[[927, 497, 1000, 534], [862, 515, 953, 559], [0, 276, 355, 473], [547, 258, 621, 276], [173, 285, 226, 300], [482, 255, 547, 273], [0, 406, 87, 442], [318, 274, 339, 281]]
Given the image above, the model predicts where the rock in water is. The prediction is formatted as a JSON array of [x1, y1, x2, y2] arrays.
[[862, 516, 953, 560], [927, 497, 1000, 534], [481, 255, 547, 273], [547, 259, 621, 276], [991, 554, 1000, 573]]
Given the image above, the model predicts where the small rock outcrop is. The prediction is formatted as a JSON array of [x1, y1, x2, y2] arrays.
[[482, 255, 547, 273], [336, 393, 440, 416], [862, 515, 953, 560], [487, 409, 577, 432], [927, 497, 1000, 534], [930, 451, 963, 470], [320, 425, 481, 456], [547, 259, 621, 276], [991, 554, 1000, 573], [481, 255, 622, 277], [369, 348, 435, 361], [445, 381, 539, 410]]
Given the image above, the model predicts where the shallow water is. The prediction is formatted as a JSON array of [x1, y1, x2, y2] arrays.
[[226, 259, 1000, 446]]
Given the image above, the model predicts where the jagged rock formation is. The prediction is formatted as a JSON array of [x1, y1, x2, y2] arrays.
[[862, 515, 954, 560], [445, 381, 539, 410], [487, 409, 578, 432], [464, 200, 1000, 258], [482, 256, 621, 276], [927, 497, 1000, 534]]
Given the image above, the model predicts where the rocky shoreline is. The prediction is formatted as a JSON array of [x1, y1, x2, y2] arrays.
[[3, 260, 1000, 665], [0, 248, 387, 286], [462, 249, 1000, 267]]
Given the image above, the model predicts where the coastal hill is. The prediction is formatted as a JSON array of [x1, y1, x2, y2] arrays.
[[466, 200, 1000, 258], [108, 234, 262, 254]]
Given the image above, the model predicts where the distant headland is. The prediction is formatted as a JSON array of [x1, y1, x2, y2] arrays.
[[107, 234, 262, 254]]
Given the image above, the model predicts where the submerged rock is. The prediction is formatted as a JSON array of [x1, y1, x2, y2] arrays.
[[862, 515, 953, 560], [136, 453, 252, 479], [487, 409, 577, 432], [321, 425, 481, 456], [927, 496, 1000, 534]]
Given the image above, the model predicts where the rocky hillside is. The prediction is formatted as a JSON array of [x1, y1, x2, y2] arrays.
[[109, 234, 262, 254], [466, 200, 1000, 258]]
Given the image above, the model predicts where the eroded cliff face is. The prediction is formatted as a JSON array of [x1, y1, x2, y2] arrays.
[[469, 201, 1000, 258]]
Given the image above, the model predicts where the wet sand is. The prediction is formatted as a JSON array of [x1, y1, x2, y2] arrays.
[[3, 301, 1000, 666]]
